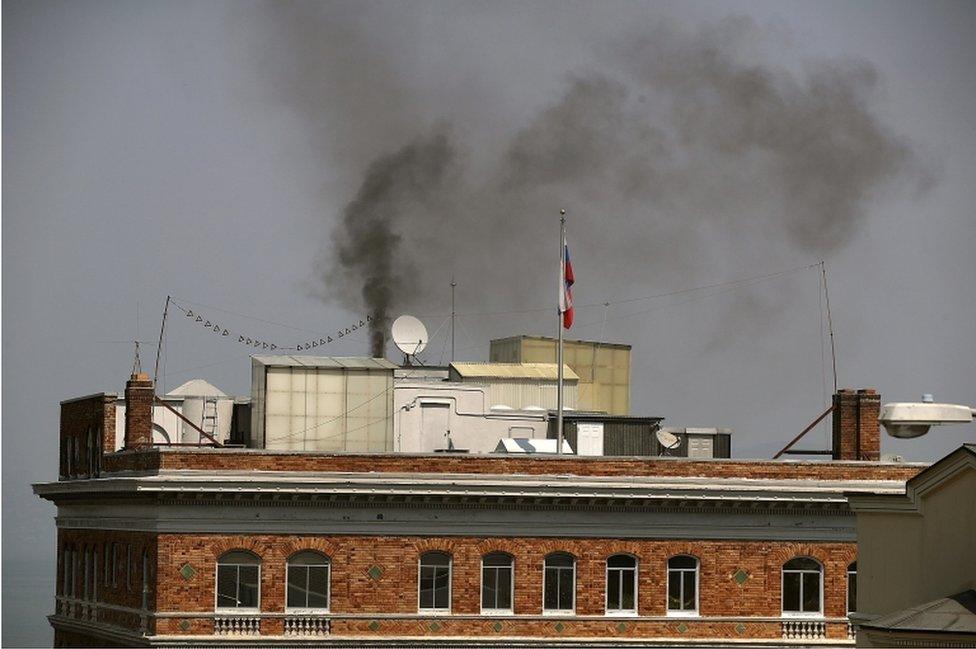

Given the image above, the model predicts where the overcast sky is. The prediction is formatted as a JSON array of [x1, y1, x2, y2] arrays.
[[4, 0, 975, 632]]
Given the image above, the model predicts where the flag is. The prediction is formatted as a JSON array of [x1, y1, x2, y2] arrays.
[[559, 243, 575, 329]]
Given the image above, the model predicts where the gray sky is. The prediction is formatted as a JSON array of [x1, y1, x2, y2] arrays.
[[4, 0, 974, 592]]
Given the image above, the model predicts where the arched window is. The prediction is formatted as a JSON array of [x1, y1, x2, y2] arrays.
[[481, 552, 514, 613], [287, 551, 330, 611], [847, 561, 857, 614], [543, 553, 575, 613], [606, 554, 638, 614], [667, 555, 699, 615], [418, 551, 451, 612], [782, 557, 822, 615], [216, 550, 260, 611]]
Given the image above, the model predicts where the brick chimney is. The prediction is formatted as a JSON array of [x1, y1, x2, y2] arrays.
[[124, 372, 154, 449], [832, 388, 880, 461]]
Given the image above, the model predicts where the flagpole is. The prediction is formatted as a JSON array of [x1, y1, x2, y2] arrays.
[[557, 209, 566, 455]]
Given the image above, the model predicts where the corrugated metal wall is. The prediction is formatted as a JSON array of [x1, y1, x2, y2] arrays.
[[484, 379, 577, 411], [549, 420, 730, 458]]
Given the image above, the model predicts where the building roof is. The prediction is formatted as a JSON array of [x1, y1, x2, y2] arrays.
[[491, 334, 632, 350], [165, 379, 228, 398], [450, 362, 579, 381], [252, 355, 398, 370], [862, 590, 976, 635]]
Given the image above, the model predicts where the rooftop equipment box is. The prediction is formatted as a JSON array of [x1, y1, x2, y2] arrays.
[[490, 336, 631, 415], [251, 355, 397, 452], [547, 413, 665, 457]]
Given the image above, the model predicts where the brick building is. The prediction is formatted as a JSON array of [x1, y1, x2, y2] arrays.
[[36, 373, 922, 647]]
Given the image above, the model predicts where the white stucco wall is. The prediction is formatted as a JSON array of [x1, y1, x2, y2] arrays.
[[394, 381, 550, 453]]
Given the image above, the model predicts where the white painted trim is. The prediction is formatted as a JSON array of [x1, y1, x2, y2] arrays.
[[666, 555, 700, 615], [605, 554, 638, 615], [418, 552, 452, 614], [284, 554, 331, 612], [542, 553, 575, 614], [781, 557, 823, 616], [479, 553, 514, 615]]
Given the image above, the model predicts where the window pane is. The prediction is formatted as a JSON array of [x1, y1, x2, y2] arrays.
[[496, 566, 512, 610], [307, 566, 329, 609], [558, 568, 573, 610], [546, 553, 573, 568], [802, 572, 821, 613], [784, 557, 819, 571], [668, 570, 681, 610], [482, 567, 497, 609], [484, 553, 512, 567], [682, 570, 696, 610], [783, 573, 801, 612], [238, 566, 259, 608], [287, 566, 307, 608], [848, 571, 857, 613], [433, 567, 450, 609], [217, 566, 238, 608], [669, 555, 696, 569], [419, 566, 435, 609], [544, 568, 559, 609], [607, 570, 621, 610], [608, 555, 636, 568], [621, 569, 636, 611]]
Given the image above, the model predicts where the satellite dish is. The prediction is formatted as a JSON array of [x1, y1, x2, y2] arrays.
[[391, 315, 428, 357], [656, 429, 681, 456]]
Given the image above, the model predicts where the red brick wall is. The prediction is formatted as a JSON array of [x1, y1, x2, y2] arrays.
[[102, 448, 921, 482], [56, 530, 157, 632], [123, 374, 154, 450], [832, 389, 881, 461], [59, 394, 115, 479], [155, 533, 856, 639]]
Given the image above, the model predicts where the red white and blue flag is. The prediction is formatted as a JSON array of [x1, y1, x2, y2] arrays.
[[559, 243, 575, 329]]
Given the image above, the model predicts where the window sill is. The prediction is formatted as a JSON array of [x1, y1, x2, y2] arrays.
[[666, 610, 699, 617], [215, 609, 260, 614], [542, 610, 575, 616], [418, 609, 452, 616], [285, 609, 330, 614], [781, 612, 825, 618], [606, 611, 638, 617], [481, 609, 514, 616]]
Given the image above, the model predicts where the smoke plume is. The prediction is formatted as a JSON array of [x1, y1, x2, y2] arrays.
[[250, 6, 932, 357]]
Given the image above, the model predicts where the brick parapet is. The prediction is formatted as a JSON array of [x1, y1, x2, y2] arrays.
[[97, 448, 922, 482], [59, 393, 116, 479]]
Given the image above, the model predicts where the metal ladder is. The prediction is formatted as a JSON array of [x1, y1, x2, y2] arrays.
[[201, 397, 219, 442]]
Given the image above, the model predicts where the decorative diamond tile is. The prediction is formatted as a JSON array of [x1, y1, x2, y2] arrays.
[[554, 622, 565, 632], [677, 622, 689, 633], [735, 623, 746, 635], [368, 620, 380, 632], [179, 620, 191, 632], [429, 621, 442, 632], [367, 565, 383, 581], [616, 622, 628, 632], [179, 563, 196, 580], [733, 568, 749, 585], [492, 621, 503, 632]]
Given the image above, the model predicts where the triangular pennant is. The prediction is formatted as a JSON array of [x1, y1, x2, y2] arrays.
[[262, 342, 268, 349], [270, 344, 277, 351], [351, 324, 358, 332], [204, 321, 211, 328], [246, 338, 252, 345], [222, 329, 229, 336], [327, 336, 333, 343], [186, 310, 194, 318], [366, 314, 372, 322], [359, 320, 365, 327], [311, 340, 318, 348], [195, 316, 203, 323], [319, 339, 326, 346], [239, 335, 245, 343]]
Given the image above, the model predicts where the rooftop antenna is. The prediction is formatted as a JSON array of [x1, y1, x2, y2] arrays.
[[391, 315, 429, 366], [131, 340, 143, 376], [153, 295, 171, 390], [450, 276, 457, 362]]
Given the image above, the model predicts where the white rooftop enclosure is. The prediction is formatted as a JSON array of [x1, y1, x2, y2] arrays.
[[251, 355, 397, 452]]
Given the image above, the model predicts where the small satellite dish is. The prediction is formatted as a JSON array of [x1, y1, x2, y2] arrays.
[[391, 315, 428, 357], [656, 429, 681, 456]]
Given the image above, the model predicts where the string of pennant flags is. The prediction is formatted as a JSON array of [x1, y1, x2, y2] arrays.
[[172, 301, 374, 352]]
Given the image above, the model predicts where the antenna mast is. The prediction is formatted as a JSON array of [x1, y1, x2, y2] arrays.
[[821, 261, 838, 392], [153, 295, 171, 390], [451, 276, 457, 362]]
